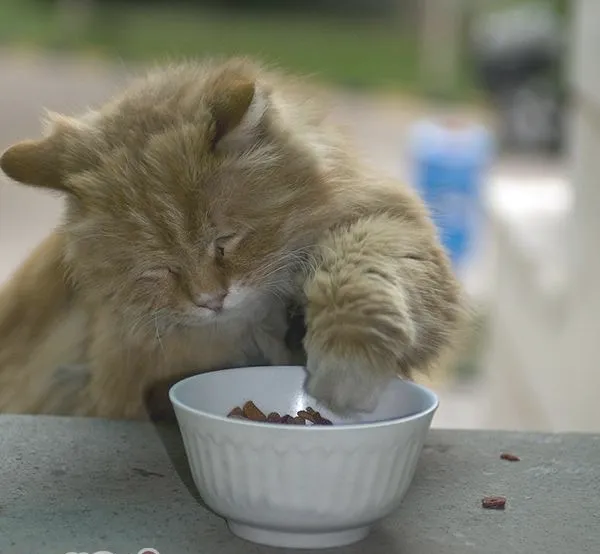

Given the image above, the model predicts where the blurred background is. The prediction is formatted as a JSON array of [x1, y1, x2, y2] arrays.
[[2, 0, 596, 432]]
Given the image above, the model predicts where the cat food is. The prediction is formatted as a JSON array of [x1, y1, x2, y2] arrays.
[[228, 406, 244, 418], [228, 401, 333, 425], [267, 412, 282, 423], [242, 400, 267, 422], [500, 452, 520, 462], [482, 496, 507, 510]]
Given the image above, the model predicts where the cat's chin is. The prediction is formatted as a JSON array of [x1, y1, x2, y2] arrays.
[[182, 310, 229, 327]]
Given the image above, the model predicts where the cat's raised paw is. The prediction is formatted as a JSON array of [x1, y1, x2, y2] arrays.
[[305, 353, 390, 415]]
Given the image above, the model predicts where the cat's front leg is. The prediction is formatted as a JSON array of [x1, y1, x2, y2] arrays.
[[303, 214, 463, 414], [79, 353, 150, 420], [76, 310, 162, 420]]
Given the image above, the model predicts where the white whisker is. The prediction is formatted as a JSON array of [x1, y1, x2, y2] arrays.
[[155, 313, 166, 358]]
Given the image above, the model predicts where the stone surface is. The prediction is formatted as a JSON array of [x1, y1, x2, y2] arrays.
[[1, 415, 598, 554]]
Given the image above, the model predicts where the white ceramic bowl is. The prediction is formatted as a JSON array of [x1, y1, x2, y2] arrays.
[[169, 366, 438, 549]]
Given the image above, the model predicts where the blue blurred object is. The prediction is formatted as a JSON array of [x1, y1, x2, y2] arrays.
[[409, 118, 494, 269]]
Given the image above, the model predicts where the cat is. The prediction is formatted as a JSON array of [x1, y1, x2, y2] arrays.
[[0, 57, 464, 420]]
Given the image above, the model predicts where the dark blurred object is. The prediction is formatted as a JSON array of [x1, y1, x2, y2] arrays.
[[470, 2, 567, 155], [39, 0, 418, 21], [217, 0, 403, 18]]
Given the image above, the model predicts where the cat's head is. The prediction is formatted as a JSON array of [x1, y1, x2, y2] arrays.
[[0, 59, 337, 332]]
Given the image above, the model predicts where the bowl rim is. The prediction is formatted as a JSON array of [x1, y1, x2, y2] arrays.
[[168, 365, 439, 431]]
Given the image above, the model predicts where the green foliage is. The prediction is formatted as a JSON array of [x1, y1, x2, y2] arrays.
[[0, 0, 474, 97]]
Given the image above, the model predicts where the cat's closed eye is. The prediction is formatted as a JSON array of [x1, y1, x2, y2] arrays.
[[138, 268, 176, 281], [214, 233, 237, 258]]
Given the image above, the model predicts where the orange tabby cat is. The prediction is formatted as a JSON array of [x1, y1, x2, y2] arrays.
[[0, 58, 463, 419]]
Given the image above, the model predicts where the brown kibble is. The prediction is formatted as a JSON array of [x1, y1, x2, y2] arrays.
[[297, 410, 316, 423], [227, 402, 334, 425], [303, 406, 333, 425], [500, 453, 520, 462], [242, 401, 267, 422], [227, 406, 243, 418], [482, 496, 506, 510], [267, 412, 282, 423]]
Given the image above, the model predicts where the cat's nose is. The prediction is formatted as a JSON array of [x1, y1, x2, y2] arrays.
[[195, 291, 227, 312]]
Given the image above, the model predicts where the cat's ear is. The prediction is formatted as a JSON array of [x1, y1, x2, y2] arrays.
[[209, 78, 268, 151], [0, 114, 82, 194], [1, 136, 65, 191]]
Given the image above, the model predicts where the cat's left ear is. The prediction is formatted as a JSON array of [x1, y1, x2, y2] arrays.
[[209, 78, 268, 151]]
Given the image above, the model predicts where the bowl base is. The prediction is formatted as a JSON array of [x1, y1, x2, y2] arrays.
[[227, 521, 370, 549]]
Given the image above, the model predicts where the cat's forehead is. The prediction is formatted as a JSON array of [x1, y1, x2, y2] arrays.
[[63, 60, 325, 238], [99, 101, 211, 154], [96, 160, 242, 234], [87, 65, 256, 194], [101, 60, 260, 135]]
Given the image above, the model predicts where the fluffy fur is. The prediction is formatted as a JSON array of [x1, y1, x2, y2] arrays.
[[0, 58, 463, 419]]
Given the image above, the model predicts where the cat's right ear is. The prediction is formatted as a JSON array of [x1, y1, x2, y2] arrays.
[[0, 113, 87, 195], [0, 136, 66, 192]]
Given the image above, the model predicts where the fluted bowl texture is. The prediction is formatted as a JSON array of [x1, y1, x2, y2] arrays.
[[169, 365, 438, 549]]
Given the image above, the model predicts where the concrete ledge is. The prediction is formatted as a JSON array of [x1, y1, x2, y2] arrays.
[[1, 415, 598, 554]]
